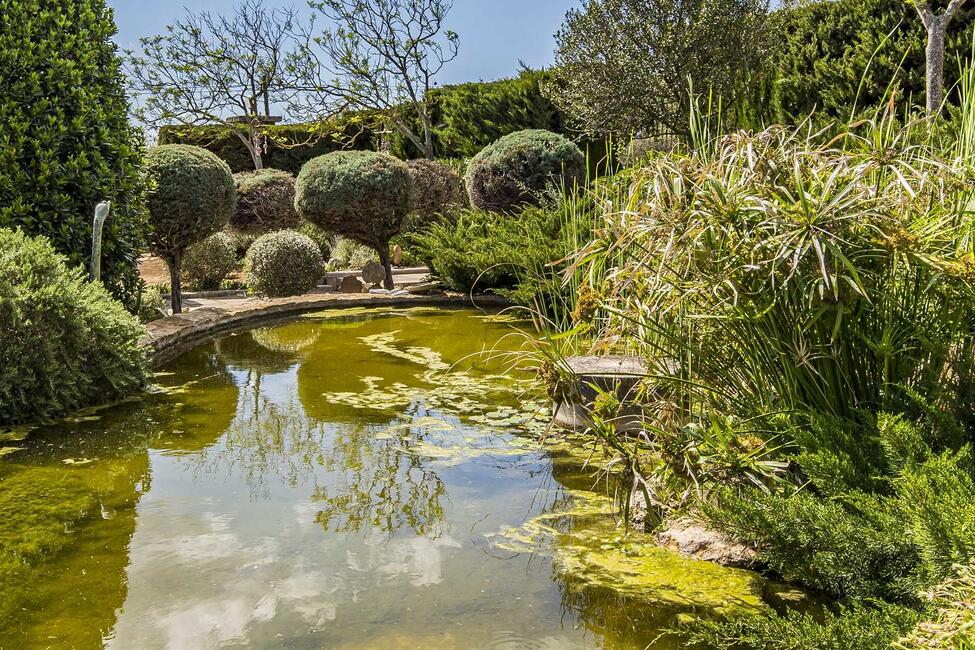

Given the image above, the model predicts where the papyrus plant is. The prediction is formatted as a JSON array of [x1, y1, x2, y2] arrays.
[[576, 114, 975, 423]]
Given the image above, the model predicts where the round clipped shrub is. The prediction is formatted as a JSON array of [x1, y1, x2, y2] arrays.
[[465, 129, 586, 212], [244, 229, 325, 298], [295, 151, 411, 288], [145, 144, 236, 313], [405, 159, 467, 219], [231, 168, 301, 235], [0, 228, 147, 425], [181, 232, 238, 291]]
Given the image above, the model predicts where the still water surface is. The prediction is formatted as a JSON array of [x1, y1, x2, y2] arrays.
[[0, 308, 769, 649]]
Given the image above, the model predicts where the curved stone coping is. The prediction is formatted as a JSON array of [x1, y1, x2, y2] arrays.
[[141, 292, 508, 367]]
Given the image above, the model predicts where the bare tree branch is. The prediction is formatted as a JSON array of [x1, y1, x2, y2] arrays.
[[126, 0, 334, 169], [304, 0, 459, 159]]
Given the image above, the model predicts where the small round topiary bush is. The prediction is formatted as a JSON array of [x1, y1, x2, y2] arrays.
[[295, 150, 411, 288], [405, 159, 467, 222], [244, 230, 325, 298], [181, 232, 239, 291], [0, 228, 147, 425], [465, 129, 586, 213], [231, 168, 301, 235], [145, 144, 236, 313]]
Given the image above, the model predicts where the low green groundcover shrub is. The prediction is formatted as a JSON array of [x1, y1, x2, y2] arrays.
[[465, 129, 585, 213], [181, 232, 238, 291], [244, 230, 325, 298], [0, 229, 147, 425], [412, 206, 572, 303]]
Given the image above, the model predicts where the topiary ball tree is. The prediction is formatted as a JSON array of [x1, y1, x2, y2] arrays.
[[244, 230, 325, 298], [406, 159, 468, 217], [145, 145, 236, 313], [295, 151, 411, 289], [231, 168, 301, 235], [0, 228, 147, 425], [465, 129, 586, 213]]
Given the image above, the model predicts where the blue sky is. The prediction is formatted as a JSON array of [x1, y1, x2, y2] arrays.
[[109, 0, 577, 85]]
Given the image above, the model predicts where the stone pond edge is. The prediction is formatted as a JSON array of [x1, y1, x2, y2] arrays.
[[141, 292, 510, 367]]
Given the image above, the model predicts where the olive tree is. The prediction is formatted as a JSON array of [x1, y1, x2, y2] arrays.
[[544, 0, 769, 138], [145, 145, 236, 313], [307, 0, 459, 159], [294, 151, 411, 289], [126, 0, 323, 170]]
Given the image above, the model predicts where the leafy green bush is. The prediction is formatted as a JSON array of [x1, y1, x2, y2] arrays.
[[231, 168, 301, 235], [327, 237, 377, 271], [404, 159, 467, 230], [244, 230, 325, 298], [683, 601, 921, 650], [0, 228, 147, 425], [181, 232, 238, 291], [137, 284, 165, 323], [297, 221, 333, 262], [295, 151, 410, 288], [465, 130, 586, 212], [0, 0, 147, 305], [144, 144, 236, 312]]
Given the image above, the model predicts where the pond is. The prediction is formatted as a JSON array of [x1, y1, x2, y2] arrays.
[[0, 307, 782, 649]]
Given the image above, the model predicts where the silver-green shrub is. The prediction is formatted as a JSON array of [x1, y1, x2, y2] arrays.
[[244, 229, 325, 298], [182, 232, 238, 291], [465, 129, 585, 213]]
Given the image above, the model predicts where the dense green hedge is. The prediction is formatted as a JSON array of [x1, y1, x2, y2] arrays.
[[0, 0, 146, 305], [158, 112, 382, 174], [0, 228, 147, 425], [748, 0, 975, 124], [390, 70, 569, 159], [158, 70, 609, 170]]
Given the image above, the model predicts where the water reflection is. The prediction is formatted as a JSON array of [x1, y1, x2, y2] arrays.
[[0, 308, 779, 649]]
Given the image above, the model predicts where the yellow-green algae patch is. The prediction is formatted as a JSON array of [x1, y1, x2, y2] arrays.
[[489, 489, 766, 616]]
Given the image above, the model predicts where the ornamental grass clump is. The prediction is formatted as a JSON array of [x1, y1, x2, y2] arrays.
[[181, 232, 238, 291], [295, 151, 410, 289], [0, 228, 147, 425], [578, 119, 975, 421], [465, 129, 585, 213], [145, 144, 236, 313], [244, 230, 325, 298]]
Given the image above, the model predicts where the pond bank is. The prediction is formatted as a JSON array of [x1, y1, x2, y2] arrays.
[[141, 290, 508, 366]]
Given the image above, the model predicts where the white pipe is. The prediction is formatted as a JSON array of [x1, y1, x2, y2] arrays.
[[90, 201, 111, 282]]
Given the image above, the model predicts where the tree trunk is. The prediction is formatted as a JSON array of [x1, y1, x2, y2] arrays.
[[421, 110, 435, 160], [926, 18, 947, 115], [378, 245, 394, 290], [168, 254, 183, 315]]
